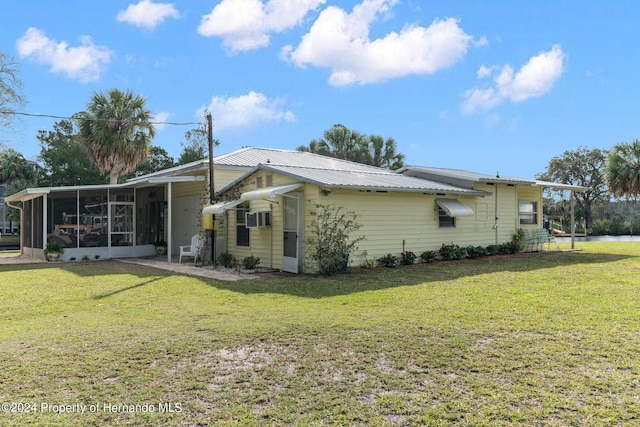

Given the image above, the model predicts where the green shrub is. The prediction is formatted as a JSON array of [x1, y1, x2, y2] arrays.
[[218, 251, 235, 268], [241, 255, 261, 270], [486, 244, 500, 256], [466, 245, 487, 259], [378, 253, 398, 268], [439, 243, 467, 260], [420, 250, 437, 263], [511, 229, 526, 252], [308, 204, 365, 276], [400, 251, 417, 265], [44, 241, 65, 254]]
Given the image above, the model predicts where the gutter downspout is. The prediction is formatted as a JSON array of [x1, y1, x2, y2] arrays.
[[494, 184, 499, 244], [167, 182, 172, 262]]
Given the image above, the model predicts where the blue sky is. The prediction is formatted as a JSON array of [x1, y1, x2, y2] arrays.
[[2, 0, 638, 179]]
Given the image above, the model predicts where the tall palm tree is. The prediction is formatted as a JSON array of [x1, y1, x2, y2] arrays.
[[364, 135, 405, 170], [606, 139, 640, 202], [0, 148, 33, 183], [77, 89, 156, 184]]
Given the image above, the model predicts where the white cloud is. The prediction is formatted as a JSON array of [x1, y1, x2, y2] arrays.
[[199, 91, 295, 132], [461, 45, 565, 114], [116, 0, 180, 30], [282, 0, 472, 86], [198, 0, 324, 53], [153, 111, 171, 131], [16, 27, 112, 83]]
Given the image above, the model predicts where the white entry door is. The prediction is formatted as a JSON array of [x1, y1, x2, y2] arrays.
[[282, 193, 302, 273], [172, 195, 200, 255]]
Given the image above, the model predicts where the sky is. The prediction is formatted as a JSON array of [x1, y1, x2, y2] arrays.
[[2, 0, 639, 179]]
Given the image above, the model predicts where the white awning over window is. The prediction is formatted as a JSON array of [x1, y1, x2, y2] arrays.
[[240, 183, 303, 201], [436, 198, 474, 217], [202, 199, 242, 215]]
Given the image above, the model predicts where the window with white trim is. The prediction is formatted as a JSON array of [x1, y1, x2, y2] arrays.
[[519, 201, 538, 225]]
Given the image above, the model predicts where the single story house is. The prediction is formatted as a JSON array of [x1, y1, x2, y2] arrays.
[[5, 147, 585, 271]]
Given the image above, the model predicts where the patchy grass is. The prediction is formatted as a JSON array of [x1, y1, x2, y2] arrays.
[[1, 242, 640, 425]]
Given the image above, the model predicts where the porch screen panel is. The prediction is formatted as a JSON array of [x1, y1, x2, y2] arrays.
[[24, 200, 32, 247], [80, 190, 108, 247], [33, 196, 43, 249]]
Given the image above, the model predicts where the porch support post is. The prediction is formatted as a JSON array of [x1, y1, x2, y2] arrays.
[[167, 182, 172, 262], [42, 195, 48, 254], [570, 189, 575, 250]]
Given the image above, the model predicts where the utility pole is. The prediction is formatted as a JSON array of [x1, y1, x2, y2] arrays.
[[207, 113, 215, 204]]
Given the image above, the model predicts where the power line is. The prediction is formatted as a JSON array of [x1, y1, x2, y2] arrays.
[[0, 109, 201, 126]]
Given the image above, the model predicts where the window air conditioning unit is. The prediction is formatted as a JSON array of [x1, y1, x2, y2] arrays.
[[245, 211, 271, 228]]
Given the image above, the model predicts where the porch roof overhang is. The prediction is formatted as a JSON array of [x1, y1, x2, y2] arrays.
[[4, 176, 205, 203], [436, 198, 474, 217], [202, 199, 243, 215], [240, 183, 304, 201], [534, 180, 589, 192]]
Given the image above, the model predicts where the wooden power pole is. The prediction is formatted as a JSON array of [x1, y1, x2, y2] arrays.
[[207, 113, 215, 204]]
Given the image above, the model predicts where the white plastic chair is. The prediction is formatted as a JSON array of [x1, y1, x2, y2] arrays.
[[179, 234, 203, 265]]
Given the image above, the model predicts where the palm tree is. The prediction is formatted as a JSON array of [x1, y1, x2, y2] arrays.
[[363, 135, 405, 170], [606, 139, 640, 202], [0, 148, 34, 183], [77, 89, 156, 184]]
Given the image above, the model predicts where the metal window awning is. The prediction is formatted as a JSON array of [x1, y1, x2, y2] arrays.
[[436, 198, 474, 217], [240, 183, 303, 201], [202, 199, 243, 215]]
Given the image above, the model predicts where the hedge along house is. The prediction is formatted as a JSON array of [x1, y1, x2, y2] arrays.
[[208, 149, 587, 274]]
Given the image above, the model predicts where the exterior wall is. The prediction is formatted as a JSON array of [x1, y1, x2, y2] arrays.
[[223, 172, 303, 271], [220, 175, 544, 273], [516, 185, 543, 229]]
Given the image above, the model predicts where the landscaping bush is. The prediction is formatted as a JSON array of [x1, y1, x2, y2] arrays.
[[511, 228, 526, 252], [218, 251, 235, 268], [439, 243, 467, 260], [308, 204, 365, 276], [400, 251, 417, 265], [378, 253, 398, 267], [420, 250, 437, 263], [466, 245, 487, 259], [241, 255, 260, 270], [485, 244, 500, 256]]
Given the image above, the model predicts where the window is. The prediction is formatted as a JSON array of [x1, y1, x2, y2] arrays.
[[519, 201, 538, 225], [265, 174, 273, 187], [438, 207, 455, 228], [236, 203, 250, 247], [256, 176, 263, 188]]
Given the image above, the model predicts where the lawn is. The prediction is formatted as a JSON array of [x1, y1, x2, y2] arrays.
[[1, 242, 639, 426]]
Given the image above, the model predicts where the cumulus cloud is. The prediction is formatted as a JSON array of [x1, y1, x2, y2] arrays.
[[282, 0, 472, 86], [116, 0, 180, 29], [16, 27, 112, 83], [461, 45, 565, 114], [199, 91, 295, 132], [152, 111, 171, 131], [198, 0, 324, 53]]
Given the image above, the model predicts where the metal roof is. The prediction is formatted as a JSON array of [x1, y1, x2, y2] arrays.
[[218, 163, 489, 196]]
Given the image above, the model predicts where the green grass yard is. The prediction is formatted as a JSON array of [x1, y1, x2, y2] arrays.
[[1, 242, 639, 426]]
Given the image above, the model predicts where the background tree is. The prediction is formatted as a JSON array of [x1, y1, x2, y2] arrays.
[[176, 126, 219, 166], [0, 52, 26, 146], [37, 119, 107, 186], [0, 148, 34, 184], [606, 139, 640, 202], [1, 148, 37, 231], [123, 146, 175, 179], [536, 146, 609, 230], [297, 124, 405, 170], [77, 88, 156, 184]]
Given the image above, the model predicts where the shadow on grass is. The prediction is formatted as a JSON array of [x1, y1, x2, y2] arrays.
[[203, 251, 636, 298], [92, 276, 165, 300], [0, 260, 171, 279]]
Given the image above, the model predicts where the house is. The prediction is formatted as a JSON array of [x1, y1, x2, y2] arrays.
[[5, 147, 585, 270], [208, 149, 586, 273]]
